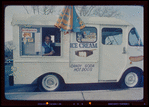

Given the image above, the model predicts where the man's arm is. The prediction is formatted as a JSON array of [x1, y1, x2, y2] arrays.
[[42, 45, 55, 56]]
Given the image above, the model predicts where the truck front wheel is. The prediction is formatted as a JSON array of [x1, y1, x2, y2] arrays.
[[120, 71, 142, 88], [38, 74, 60, 92]]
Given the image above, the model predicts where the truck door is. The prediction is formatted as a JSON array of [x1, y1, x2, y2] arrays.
[[99, 26, 127, 81], [67, 25, 99, 83]]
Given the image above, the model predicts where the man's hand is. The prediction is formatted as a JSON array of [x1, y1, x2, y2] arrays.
[[43, 51, 54, 56], [48, 51, 54, 55]]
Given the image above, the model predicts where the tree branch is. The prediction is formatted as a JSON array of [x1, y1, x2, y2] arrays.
[[23, 6, 29, 14]]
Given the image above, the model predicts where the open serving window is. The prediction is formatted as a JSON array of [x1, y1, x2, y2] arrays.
[[20, 26, 61, 56]]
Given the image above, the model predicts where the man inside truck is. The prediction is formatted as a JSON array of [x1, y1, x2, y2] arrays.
[[42, 35, 55, 56]]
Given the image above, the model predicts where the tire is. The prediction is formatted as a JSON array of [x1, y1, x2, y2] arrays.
[[120, 71, 142, 88], [38, 74, 61, 92]]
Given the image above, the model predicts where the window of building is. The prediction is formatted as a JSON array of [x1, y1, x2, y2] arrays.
[[102, 28, 122, 45], [76, 27, 97, 43], [20, 27, 61, 56]]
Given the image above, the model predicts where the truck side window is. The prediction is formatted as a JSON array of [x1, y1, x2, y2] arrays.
[[76, 27, 97, 43], [102, 28, 122, 45]]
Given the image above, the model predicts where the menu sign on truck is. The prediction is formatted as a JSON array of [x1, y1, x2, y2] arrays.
[[22, 28, 37, 33]]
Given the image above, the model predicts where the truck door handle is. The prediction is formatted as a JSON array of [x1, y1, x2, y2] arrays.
[[122, 47, 126, 54]]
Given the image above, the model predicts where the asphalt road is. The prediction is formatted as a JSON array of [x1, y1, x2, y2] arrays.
[[4, 64, 144, 101], [5, 84, 143, 101]]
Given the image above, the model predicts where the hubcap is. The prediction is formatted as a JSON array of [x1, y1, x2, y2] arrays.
[[125, 72, 138, 87], [42, 75, 59, 91]]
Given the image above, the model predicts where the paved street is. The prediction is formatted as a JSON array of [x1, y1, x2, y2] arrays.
[[5, 84, 143, 101]]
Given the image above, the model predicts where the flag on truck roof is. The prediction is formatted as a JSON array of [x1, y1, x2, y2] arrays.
[[55, 6, 85, 34]]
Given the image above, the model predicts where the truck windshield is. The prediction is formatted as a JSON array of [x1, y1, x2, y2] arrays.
[[128, 28, 143, 46]]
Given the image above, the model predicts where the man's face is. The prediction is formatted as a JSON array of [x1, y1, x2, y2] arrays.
[[45, 36, 50, 44]]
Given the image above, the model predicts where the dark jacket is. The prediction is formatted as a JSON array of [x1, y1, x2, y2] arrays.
[[42, 42, 54, 54]]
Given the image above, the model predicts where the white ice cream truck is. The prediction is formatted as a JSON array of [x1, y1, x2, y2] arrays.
[[11, 14, 143, 91]]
